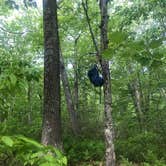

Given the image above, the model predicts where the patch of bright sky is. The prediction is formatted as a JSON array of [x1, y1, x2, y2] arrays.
[[67, 63, 73, 69], [36, 0, 42, 9], [109, 0, 133, 13], [0, 0, 43, 21]]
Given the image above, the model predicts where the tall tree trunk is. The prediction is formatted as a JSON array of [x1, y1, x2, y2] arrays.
[[73, 66, 79, 110], [82, 0, 116, 165], [99, 1, 116, 165], [73, 36, 80, 111], [41, 0, 62, 149], [128, 81, 144, 130], [128, 66, 144, 130], [60, 55, 80, 135], [27, 81, 32, 125]]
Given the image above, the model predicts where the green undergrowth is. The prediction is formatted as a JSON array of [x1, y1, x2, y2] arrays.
[[0, 135, 67, 166]]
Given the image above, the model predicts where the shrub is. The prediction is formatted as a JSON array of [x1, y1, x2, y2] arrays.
[[115, 132, 159, 162], [0, 135, 67, 166], [64, 136, 104, 165]]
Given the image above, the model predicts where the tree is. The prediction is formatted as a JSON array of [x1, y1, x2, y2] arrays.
[[82, 0, 116, 165], [41, 0, 62, 149], [60, 54, 80, 135], [99, 0, 115, 165]]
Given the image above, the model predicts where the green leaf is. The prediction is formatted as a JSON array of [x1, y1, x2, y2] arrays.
[[54, 149, 63, 158], [9, 74, 17, 86], [102, 48, 114, 59], [149, 39, 162, 48], [109, 31, 128, 44], [39, 162, 50, 166], [44, 155, 56, 162], [18, 136, 43, 148], [1, 136, 14, 147], [0, 80, 5, 90], [128, 41, 145, 52], [158, 81, 166, 88], [30, 151, 43, 159], [18, 80, 28, 91], [62, 157, 67, 165], [40, 162, 55, 166]]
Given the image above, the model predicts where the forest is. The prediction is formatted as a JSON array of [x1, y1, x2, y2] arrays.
[[0, 0, 166, 166]]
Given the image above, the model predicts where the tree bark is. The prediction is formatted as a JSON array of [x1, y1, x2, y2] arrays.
[[128, 81, 144, 130], [99, 1, 116, 165], [60, 55, 80, 135], [82, 0, 116, 165], [27, 81, 32, 125], [73, 36, 80, 111], [128, 67, 144, 130], [41, 0, 62, 149]]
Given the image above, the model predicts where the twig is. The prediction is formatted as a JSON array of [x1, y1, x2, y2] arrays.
[[82, 0, 100, 55], [0, 26, 32, 35]]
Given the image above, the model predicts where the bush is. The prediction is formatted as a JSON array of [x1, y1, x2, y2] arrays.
[[64, 136, 104, 165], [0, 135, 67, 166], [115, 132, 161, 162]]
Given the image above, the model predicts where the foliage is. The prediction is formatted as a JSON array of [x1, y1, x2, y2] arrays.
[[0, 0, 166, 165], [116, 132, 158, 162], [63, 136, 104, 165], [0, 135, 67, 166]]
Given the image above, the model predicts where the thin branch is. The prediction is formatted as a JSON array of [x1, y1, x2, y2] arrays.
[[82, 0, 100, 55], [74, 34, 81, 45], [0, 26, 32, 35]]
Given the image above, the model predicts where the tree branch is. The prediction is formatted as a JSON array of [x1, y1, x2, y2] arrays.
[[82, 0, 100, 55], [0, 26, 32, 35]]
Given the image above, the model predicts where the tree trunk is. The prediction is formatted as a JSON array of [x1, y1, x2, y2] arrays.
[[27, 81, 32, 125], [73, 36, 80, 111], [128, 81, 144, 130], [60, 55, 80, 135], [41, 0, 62, 149], [99, 0, 116, 165], [73, 67, 79, 110], [82, 0, 116, 165], [128, 66, 144, 130]]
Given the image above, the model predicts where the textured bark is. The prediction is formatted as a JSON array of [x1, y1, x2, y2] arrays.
[[73, 67, 79, 110], [73, 36, 80, 111], [41, 0, 62, 149], [27, 82, 32, 125], [128, 81, 144, 129], [60, 55, 80, 135], [100, 0, 116, 166], [82, 1, 99, 55], [128, 67, 144, 130], [82, 0, 116, 165]]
